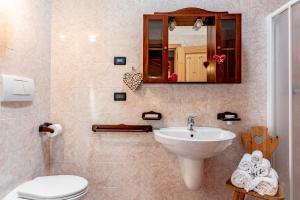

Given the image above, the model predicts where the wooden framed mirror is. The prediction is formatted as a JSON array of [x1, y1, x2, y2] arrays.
[[143, 7, 241, 84]]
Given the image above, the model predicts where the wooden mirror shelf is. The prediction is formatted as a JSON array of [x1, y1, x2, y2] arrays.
[[143, 7, 241, 84]]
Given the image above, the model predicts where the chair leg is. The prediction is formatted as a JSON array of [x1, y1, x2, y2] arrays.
[[233, 191, 240, 200], [232, 191, 245, 200], [238, 193, 245, 200]]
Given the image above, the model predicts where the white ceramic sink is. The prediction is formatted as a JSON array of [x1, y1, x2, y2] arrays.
[[154, 127, 236, 190]]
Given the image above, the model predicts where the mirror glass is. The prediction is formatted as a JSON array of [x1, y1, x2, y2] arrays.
[[168, 17, 215, 83], [220, 19, 236, 78], [148, 20, 163, 78]]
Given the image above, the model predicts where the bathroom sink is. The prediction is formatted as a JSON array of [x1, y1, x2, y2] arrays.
[[153, 127, 236, 190], [154, 127, 236, 159]]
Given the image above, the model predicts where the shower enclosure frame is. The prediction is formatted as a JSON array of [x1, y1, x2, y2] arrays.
[[267, 0, 300, 199]]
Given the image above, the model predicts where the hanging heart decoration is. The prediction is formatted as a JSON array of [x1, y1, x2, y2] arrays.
[[123, 72, 143, 91]]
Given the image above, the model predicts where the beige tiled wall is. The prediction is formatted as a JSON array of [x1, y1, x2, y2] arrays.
[[49, 0, 288, 199], [0, 0, 52, 198]]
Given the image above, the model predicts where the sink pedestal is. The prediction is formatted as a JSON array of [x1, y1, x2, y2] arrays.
[[178, 157, 204, 190], [154, 127, 236, 190]]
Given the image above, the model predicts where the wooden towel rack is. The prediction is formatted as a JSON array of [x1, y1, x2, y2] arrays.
[[92, 124, 153, 133]]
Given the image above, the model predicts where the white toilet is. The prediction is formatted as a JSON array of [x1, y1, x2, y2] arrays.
[[3, 175, 88, 200]]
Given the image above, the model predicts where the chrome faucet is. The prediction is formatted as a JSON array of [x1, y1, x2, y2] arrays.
[[187, 115, 196, 131]]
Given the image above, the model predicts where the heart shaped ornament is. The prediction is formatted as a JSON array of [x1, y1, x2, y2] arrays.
[[123, 72, 143, 91]]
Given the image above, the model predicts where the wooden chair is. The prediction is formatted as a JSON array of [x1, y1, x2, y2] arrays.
[[226, 126, 284, 200]]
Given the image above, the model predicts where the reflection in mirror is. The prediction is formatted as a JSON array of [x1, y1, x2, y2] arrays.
[[169, 26, 207, 82], [168, 17, 216, 83]]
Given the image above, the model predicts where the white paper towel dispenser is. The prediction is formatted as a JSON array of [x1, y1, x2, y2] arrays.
[[0, 74, 35, 102]]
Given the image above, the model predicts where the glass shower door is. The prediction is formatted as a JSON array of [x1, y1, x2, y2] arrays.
[[292, 2, 300, 199], [272, 9, 290, 200], [269, 1, 300, 199]]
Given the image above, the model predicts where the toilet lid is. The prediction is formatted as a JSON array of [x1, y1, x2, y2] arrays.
[[17, 175, 88, 200]]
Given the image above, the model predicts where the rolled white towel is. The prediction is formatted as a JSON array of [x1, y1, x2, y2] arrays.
[[238, 153, 254, 174], [270, 168, 279, 180], [253, 168, 279, 196], [253, 158, 271, 177], [251, 150, 263, 164], [231, 169, 254, 190]]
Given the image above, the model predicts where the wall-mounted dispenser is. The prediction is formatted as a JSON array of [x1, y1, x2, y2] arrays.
[[0, 74, 35, 102], [217, 112, 241, 125], [142, 111, 162, 120]]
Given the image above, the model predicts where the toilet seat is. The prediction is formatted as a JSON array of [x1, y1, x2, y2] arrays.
[[3, 175, 88, 200]]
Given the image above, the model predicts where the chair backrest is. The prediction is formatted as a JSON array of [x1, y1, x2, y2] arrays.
[[241, 126, 279, 159]]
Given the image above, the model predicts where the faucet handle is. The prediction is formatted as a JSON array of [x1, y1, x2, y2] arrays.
[[188, 115, 197, 119], [187, 115, 197, 123]]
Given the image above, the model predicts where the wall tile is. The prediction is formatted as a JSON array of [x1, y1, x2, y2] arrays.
[[0, 0, 51, 198], [50, 0, 289, 199]]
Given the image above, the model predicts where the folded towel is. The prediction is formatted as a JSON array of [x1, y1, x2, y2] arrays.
[[238, 153, 253, 175], [251, 150, 263, 164], [253, 158, 271, 177], [253, 168, 279, 196], [231, 169, 253, 190]]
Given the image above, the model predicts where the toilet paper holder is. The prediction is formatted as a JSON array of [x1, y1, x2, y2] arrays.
[[39, 122, 54, 133]]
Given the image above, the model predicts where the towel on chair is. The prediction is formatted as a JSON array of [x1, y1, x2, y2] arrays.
[[238, 153, 253, 175], [231, 169, 254, 190], [231, 151, 280, 196], [251, 150, 263, 164], [253, 168, 279, 196], [253, 158, 271, 177]]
